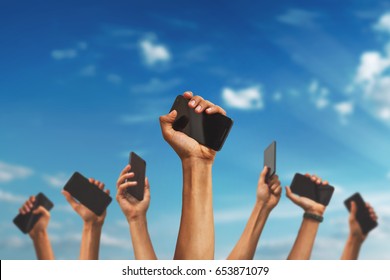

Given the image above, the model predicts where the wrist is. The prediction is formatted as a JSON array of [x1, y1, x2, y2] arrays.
[[254, 201, 272, 215], [83, 220, 104, 229], [29, 229, 48, 240], [127, 213, 147, 224], [303, 212, 324, 223], [348, 232, 365, 244], [182, 156, 214, 167]]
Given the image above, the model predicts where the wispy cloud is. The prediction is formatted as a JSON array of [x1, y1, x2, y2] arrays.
[[277, 8, 320, 28], [308, 80, 330, 109], [119, 114, 158, 124], [374, 12, 390, 33], [139, 37, 171, 66], [222, 86, 263, 110], [214, 207, 251, 224], [51, 49, 78, 60], [80, 65, 96, 77], [107, 73, 122, 85], [0, 189, 25, 203], [42, 173, 68, 188], [130, 78, 181, 94], [100, 233, 131, 248], [0, 161, 33, 183]]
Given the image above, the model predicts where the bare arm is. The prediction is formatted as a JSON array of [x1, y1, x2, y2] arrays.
[[227, 167, 282, 260], [117, 166, 157, 260], [62, 178, 109, 260]]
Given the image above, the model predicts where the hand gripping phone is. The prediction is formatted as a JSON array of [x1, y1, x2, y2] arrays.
[[63, 172, 112, 216], [264, 141, 276, 181], [290, 173, 334, 206], [126, 152, 146, 201], [344, 192, 378, 235], [170, 95, 233, 151], [13, 192, 54, 234]]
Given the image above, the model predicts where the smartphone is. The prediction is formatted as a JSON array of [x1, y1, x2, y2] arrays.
[[126, 152, 146, 201], [170, 95, 233, 151], [290, 173, 334, 206], [344, 193, 378, 235], [264, 141, 276, 180], [63, 172, 112, 216], [13, 193, 54, 234]]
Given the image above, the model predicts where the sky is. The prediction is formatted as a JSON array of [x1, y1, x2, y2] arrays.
[[1, 0, 390, 260]]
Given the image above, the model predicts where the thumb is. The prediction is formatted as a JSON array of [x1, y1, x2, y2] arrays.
[[285, 186, 299, 204], [159, 110, 177, 127], [62, 190, 79, 211], [350, 201, 357, 218], [259, 166, 268, 184]]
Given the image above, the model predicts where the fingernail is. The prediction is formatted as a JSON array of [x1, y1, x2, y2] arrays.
[[190, 100, 195, 106], [196, 105, 202, 112]]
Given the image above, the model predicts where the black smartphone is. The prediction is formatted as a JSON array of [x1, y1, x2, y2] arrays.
[[344, 193, 378, 235], [170, 95, 233, 151], [290, 173, 317, 201], [63, 172, 112, 216], [264, 141, 276, 180], [126, 152, 146, 201], [13, 193, 54, 234], [316, 184, 335, 206]]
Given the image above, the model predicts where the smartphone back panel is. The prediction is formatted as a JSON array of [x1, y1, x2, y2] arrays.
[[290, 173, 317, 201], [126, 152, 146, 201], [13, 193, 54, 234], [344, 193, 378, 235], [316, 185, 335, 206], [170, 95, 233, 151], [264, 141, 276, 179], [63, 172, 112, 216]]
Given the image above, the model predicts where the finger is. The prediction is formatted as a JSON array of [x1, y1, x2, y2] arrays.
[[285, 186, 299, 204], [259, 166, 268, 184], [32, 206, 49, 217], [206, 105, 226, 115], [188, 95, 204, 109], [27, 200, 34, 209], [19, 207, 26, 215], [183, 91, 193, 99], [62, 190, 79, 211], [304, 173, 311, 178], [22, 204, 31, 213], [105, 189, 110, 195], [269, 175, 279, 185], [273, 185, 282, 196], [195, 100, 214, 113], [270, 183, 279, 192], [159, 110, 177, 138], [350, 201, 357, 217], [117, 184, 137, 196], [117, 172, 135, 189], [118, 181, 138, 190], [144, 177, 151, 197], [323, 180, 328, 185], [117, 166, 131, 186], [30, 196, 35, 204]]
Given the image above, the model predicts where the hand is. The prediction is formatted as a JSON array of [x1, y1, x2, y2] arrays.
[[20, 196, 50, 239], [116, 165, 151, 222], [62, 179, 109, 226], [159, 91, 227, 163], [285, 174, 327, 216], [348, 201, 378, 242], [256, 166, 282, 210]]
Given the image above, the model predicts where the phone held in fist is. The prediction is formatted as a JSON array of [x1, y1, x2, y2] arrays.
[[125, 152, 146, 201], [344, 192, 378, 235], [170, 95, 233, 151], [264, 141, 276, 181], [13, 193, 54, 234], [63, 172, 112, 216]]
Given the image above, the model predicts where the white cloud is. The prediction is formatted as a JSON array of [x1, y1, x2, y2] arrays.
[[107, 74, 122, 85], [80, 65, 96, 77], [120, 114, 158, 124], [222, 86, 263, 110], [0, 161, 33, 183], [130, 78, 181, 94], [334, 101, 354, 124], [308, 80, 330, 109], [100, 233, 130, 248], [0, 189, 25, 203], [374, 12, 390, 33], [42, 173, 68, 188], [277, 8, 319, 28], [51, 49, 78, 60], [139, 38, 171, 66]]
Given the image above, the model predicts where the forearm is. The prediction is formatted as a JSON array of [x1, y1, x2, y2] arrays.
[[287, 218, 320, 260], [340, 235, 364, 260], [129, 216, 157, 260], [80, 223, 103, 260], [174, 158, 214, 260], [31, 230, 55, 260], [227, 203, 271, 260]]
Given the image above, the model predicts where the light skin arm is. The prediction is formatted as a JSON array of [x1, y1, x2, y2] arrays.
[[340, 202, 378, 260], [20, 196, 55, 260], [160, 91, 225, 260], [227, 166, 282, 260], [62, 179, 109, 260], [116, 165, 157, 260], [286, 174, 327, 260]]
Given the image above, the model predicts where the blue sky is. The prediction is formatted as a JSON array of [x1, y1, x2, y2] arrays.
[[1, 0, 390, 259]]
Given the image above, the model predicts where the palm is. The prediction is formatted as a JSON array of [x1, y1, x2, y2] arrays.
[[120, 191, 150, 220], [75, 204, 106, 224]]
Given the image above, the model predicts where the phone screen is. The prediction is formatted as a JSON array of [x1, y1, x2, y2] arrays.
[[63, 172, 112, 216], [290, 173, 317, 201], [13, 193, 54, 234], [126, 152, 146, 201], [264, 141, 276, 179], [344, 192, 378, 235], [170, 95, 233, 151]]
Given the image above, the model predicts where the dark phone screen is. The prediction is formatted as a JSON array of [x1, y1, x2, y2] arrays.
[[13, 193, 54, 234], [63, 172, 112, 216], [344, 193, 378, 235], [264, 141, 276, 179], [126, 152, 146, 201], [170, 95, 233, 151], [290, 173, 317, 201]]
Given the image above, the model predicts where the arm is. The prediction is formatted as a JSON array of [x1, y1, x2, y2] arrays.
[[341, 202, 378, 260], [116, 166, 157, 260], [227, 166, 282, 260], [62, 179, 108, 260], [160, 91, 225, 259], [20, 197, 55, 260], [286, 174, 327, 260]]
